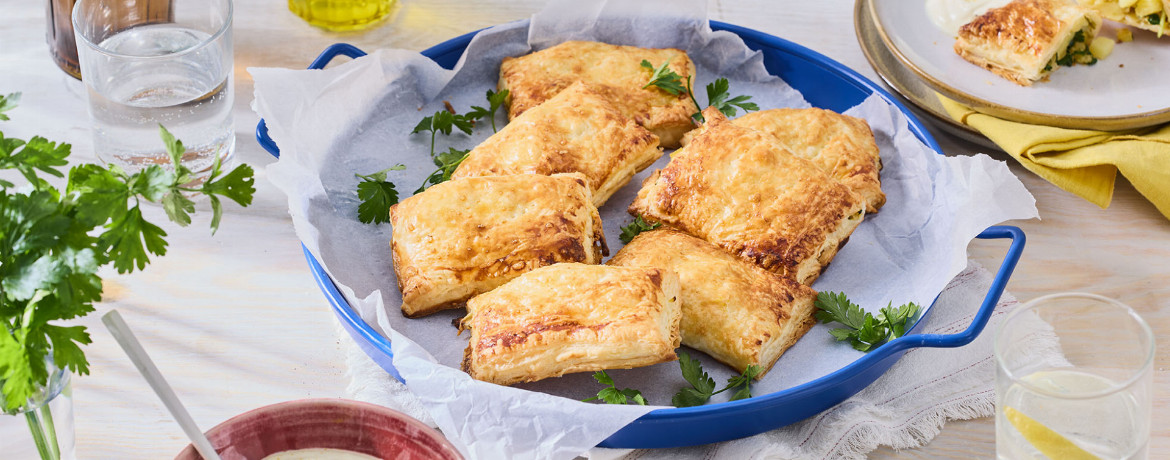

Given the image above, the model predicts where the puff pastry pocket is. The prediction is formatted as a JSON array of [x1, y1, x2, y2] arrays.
[[389, 173, 605, 317], [723, 108, 885, 213], [954, 0, 1102, 86], [629, 108, 866, 285], [1079, 0, 1167, 35], [460, 263, 682, 386], [451, 82, 663, 207], [499, 40, 700, 148], [607, 228, 817, 378]]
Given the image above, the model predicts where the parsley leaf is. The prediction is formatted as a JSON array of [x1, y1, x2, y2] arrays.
[[641, 59, 687, 96], [355, 165, 406, 224], [672, 351, 717, 407], [0, 93, 18, 121], [414, 148, 469, 194], [583, 370, 647, 405], [618, 215, 661, 244], [672, 352, 761, 407], [465, 89, 510, 133], [815, 292, 920, 352], [706, 78, 759, 118], [412, 110, 475, 158]]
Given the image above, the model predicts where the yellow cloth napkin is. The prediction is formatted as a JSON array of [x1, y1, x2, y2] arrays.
[[938, 94, 1170, 220]]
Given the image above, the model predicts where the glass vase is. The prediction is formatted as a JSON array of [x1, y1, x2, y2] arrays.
[[0, 364, 76, 460]]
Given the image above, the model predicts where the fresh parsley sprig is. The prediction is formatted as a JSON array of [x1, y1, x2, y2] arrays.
[[414, 147, 470, 194], [583, 370, 647, 405], [466, 89, 509, 133], [640, 61, 758, 123], [411, 110, 474, 158], [0, 94, 255, 412], [705, 78, 760, 119], [814, 292, 920, 352], [618, 215, 661, 244], [354, 165, 405, 224], [672, 352, 761, 407]]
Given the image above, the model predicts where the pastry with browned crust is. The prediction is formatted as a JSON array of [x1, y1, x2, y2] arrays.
[[499, 40, 700, 148], [723, 108, 885, 213], [452, 82, 662, 207], [607, 228, 817, 378], [629, 108, 865, 285], [389, 173, 605, 317], [954, 0, 1102, 86], [460, 263, 681, 386]]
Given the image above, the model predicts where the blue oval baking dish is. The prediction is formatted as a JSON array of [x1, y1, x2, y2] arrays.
[[256, 21, 1026, 449]]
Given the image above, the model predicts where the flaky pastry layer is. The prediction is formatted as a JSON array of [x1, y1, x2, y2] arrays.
[[460, 263, 681, 386], [452, 82, 662, 207], [389, 173, 605, 317], [629, 108, 865, 285], [607, 228, 817, 377], [499, 40, 700, 148]]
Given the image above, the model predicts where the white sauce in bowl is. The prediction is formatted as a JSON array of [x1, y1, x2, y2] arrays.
[[262, 448, 381, 460], [925, 0, 1013, 36]]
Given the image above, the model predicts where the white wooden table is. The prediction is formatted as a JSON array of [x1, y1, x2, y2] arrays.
[[1, 0, 1167, 458]]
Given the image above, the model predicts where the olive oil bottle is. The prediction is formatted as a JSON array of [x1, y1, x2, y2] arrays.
[[289, 0, 395, 31]]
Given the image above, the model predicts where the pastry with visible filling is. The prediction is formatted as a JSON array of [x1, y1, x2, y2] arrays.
[[954, 0, 1103, 86], [389, 173, 605, 317], [629, 107, 865, 285], [499, 40, 700, 148], [717, 108, 885, 213], [452, 82, 662, 207], [1079, 0, 1167, 35], [607, 228, 817, 377], [459, 263, 681, 386]]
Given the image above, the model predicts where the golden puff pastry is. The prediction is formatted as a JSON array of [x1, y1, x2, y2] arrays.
[[459, 263, 681, 386], [607, 228, 817, 378], [629, 107, 866, 285], [955, 0, 1102, 86], [451, 82, 662, 207], [389, 173, 605, 318], [723, 108, 885, 213], [1079, 0, 1167, 35], [499, 40, 699, 148]]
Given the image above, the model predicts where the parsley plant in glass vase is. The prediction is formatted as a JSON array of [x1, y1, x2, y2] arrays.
[[0, 93, 255, 459]]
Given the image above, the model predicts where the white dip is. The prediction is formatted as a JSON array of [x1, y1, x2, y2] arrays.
[[262, 448, 382, 460], [925, 0, 1013, 36]]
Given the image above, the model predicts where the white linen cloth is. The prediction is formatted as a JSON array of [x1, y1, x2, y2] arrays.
[[344, 259, 1029, 459]]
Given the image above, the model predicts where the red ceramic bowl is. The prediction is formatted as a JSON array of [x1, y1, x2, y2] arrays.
[[174, 399, 462, 460]]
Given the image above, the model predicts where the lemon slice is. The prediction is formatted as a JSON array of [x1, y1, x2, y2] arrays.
[[1004, 406, 1101, 460]]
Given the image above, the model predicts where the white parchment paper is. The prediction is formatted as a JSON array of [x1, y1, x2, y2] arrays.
[[251, 1, 1039, 458]]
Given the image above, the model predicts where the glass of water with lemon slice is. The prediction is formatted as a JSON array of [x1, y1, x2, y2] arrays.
[[994, 293, 1154, 459]]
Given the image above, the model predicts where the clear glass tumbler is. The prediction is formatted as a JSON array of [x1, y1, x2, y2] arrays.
[[994, 293, 1154, 459], [72, 0, 234, 177]]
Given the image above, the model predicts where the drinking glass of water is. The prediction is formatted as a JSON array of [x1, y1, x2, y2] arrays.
[[994, 293, 1154, 459], [72, 0, 234, 178]]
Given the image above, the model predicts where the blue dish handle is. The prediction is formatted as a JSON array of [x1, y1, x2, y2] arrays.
[[255, 43, 369, 158], [871, 225, 1025, 358]]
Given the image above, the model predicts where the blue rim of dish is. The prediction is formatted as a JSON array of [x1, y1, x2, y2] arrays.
[[256, 20, 1025, 446]]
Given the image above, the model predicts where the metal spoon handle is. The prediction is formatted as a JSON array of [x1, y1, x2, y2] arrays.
[[102, 310, 223, 460]]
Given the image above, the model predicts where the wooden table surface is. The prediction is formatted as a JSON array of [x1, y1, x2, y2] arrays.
[[2, 0, 1167, 458]]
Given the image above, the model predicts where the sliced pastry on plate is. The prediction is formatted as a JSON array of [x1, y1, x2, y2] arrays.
[[499, 40, 700, 148], [459, 263, 681, 386], [954, 0, 1103, 86], [607, 228, 818, 378], [1079, 0, 1168, 35], [629, 108, 866, 285], [451, 81, 663, 207], [389, 173, 605, 318], [720, 108, 885, 213]]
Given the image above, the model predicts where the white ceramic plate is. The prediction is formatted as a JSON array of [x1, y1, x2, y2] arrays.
[[870, 0, 1170, 129]]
